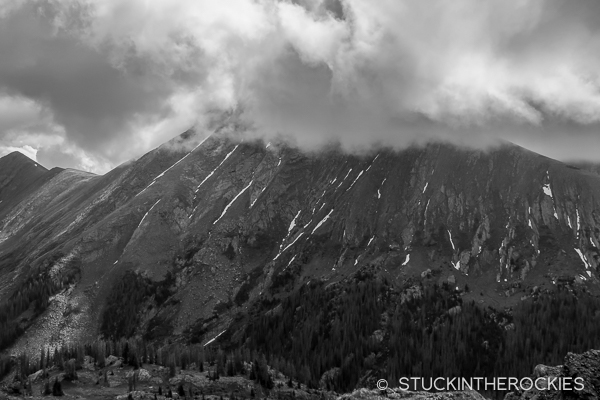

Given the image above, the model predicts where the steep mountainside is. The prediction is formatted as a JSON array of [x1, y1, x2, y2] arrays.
[[2, 123, 600, 363], [0, 151, 62, 222]]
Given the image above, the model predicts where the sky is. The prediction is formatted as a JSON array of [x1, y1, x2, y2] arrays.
[[1, 0, 600, 173]]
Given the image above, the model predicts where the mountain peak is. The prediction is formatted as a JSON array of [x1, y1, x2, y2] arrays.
[[0, 151, 46, 170], [0, 151, 54, 221]]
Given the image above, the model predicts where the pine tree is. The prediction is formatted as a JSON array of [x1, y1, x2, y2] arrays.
[[42, 379, 51, 395], [169, 359, 176, 377], [52, 377, 63, 396], [40, 347, 46, 370]]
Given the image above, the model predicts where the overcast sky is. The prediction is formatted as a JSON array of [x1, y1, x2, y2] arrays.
[[1, 0, 600, 173]]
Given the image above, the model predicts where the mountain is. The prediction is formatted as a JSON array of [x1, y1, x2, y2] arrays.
[[0, 151, 62, 222], [2, 122, 600, 394]]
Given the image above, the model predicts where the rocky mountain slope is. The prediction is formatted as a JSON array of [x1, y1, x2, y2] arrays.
[[0, 151, 62, 222], [2, 121, 600, 361]]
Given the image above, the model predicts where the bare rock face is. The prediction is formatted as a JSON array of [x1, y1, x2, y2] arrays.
[[533, 364, 562, 378], [338, 388, 486, 400], [505, 349, 600, 400]]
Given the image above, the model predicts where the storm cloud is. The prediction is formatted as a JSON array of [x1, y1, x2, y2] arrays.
[[1, 0, 600, 171]]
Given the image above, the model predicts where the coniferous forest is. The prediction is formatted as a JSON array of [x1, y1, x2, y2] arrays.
[[2, 264, 600, 399], [238, 268, 600, 394]]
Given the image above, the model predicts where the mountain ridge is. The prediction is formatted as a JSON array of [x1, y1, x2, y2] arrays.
[[2, 128, 600, 394], [0, 151, 62, 222]]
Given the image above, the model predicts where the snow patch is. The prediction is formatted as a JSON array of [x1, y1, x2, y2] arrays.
[[365, 155, 379, 172], [448, 230, 455, 251], [286, 255, 296, 268], [136, 199, 161, 231], [402, 254, 410, 266], [250, 187, 266, 208], [213, 180, 253, 224], [575, 248, 591, 269], [453, 260, 461, 270], [336, 169, 353, 189], [377, 178, 387, 199], [288, 211, 301, 236], [195, 145, 239, 193], [422, 182, 428, 193], [542, 172, 553, 198], [274, 233, 305, 260], [204, 330, 226, 347], [346, 170, 364, 191], [137, 134, 212, 197], [312, 209, 334, 234], [367, 236, 375, 246]]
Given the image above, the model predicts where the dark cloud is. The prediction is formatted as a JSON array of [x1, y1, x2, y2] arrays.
[[0, 2, 175, 155], [36, 144, 83, 170], [2, 0, 600, 172], [0, 0, 210, 171]]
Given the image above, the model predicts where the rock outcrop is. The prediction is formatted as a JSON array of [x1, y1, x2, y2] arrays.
[[338, 388, 486, 400], [505, 349, 600, 400]]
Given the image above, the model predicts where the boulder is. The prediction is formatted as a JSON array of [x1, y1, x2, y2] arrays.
[[28, 369, 44, 382], [106, 355, 119, 365], [448, 305, 462, 316], [447, 274, 456, 285], [505, 349, 600, 400], [126, 368, 151, 382], [533, 364, 561, 378], [116, 390, 155, 400]]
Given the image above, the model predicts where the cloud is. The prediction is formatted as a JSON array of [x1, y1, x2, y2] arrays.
[[0, 145, 38, 161], [2, 0, 600, 172]]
